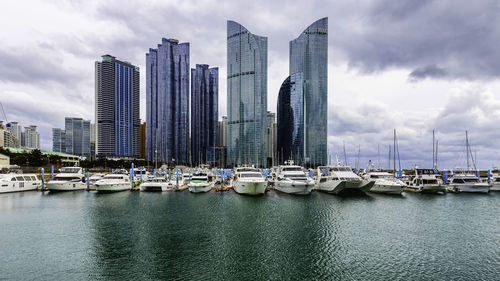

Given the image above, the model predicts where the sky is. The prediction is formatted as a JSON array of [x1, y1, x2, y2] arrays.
[[1, 0, 500, 170]]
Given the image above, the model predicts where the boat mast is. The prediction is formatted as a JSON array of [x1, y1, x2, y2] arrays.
[[466, 130, 470, 171], [393, 129, 396, 173], [377, 144, 381, 170], [343, 141, 348, 166], [432, 130, 435, 169]]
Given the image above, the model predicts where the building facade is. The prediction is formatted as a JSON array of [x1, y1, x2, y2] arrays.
[[146, 38, 190, 164], [287, 17, 328, 166], [140, 121, 146, 159], [7, 122, 22, 147], [227, 21, 268, 167], [266, 111, 277, 167], [277, 72, 304, 165], [95, 54, 140, 159], [52, 128, 66, 153], [191, 64, 218, 166], [23, 125, 40, 149], [64, 117, 91, 158]]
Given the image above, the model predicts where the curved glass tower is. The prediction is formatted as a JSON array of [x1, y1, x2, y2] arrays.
[[227, 21, 268, 167], [277, 72, 304, 165], [289, 17, 328, 166]]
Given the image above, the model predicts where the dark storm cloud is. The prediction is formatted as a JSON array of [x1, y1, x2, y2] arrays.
[[333, 0, 500, 81]]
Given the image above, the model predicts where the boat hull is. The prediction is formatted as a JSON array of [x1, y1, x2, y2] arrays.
[[46, 182, 87, 192], [95, 184, 130, 193], [369, 183, 403, 195], [490, 183, 500, 191], [234, 181, 267, 195], [317, 180, 374, 195], [421, 184, 445, 194], [449, 184, 490, 194], [0, 183, 40, 193], [275, 181, 313, 195], [188, 183, 212, 193], [140, 183, 170, 192]]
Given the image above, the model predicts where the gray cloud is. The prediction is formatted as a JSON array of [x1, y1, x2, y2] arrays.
[[409, 65, 448, 81]]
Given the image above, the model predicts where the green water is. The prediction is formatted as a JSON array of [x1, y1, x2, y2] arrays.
[[0, 190, 498, 280]]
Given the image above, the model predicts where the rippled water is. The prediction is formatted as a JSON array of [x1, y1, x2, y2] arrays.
[[0, 190, 499, 280]]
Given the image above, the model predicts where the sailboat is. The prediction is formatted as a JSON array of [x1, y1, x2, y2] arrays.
[[446, 131, 490, 193]]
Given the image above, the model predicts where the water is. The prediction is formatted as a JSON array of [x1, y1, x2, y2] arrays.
[[0, 190, 499, 280]]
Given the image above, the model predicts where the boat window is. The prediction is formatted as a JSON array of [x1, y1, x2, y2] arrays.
[[285, 174, 307, 179], [463, 178, 478, 183], [23, 176, 32, 181], [11, 177, 17, 181], [453, 179, 464, 184], [16, 176, 24, 181], [423, 179, 437, 184], [31, 176, 37, 181], [60, 168, 81, 173], [282, 167, 302, 172], [240, 173, 263, 178], [54, 176, 81, 181]]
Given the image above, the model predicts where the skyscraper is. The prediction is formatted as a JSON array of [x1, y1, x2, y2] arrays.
[[227, 21, 268, 167], [146, 38, 190, 164], [277, 72, 304, 165], [52, 128, 66, 153], [191, 64, 218, 166], [23, 125, 40, 149], [285, 17, 328, 166], [64, 117, 91, 158], [95, 54, 140, 159]]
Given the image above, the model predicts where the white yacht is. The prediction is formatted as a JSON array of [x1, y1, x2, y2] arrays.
[[46, 167, 87, 192], [0, 173, 41, 193], [489, 171, 500, 191], [231, 167, 267, 195], [362, 172, 404, 195], [405, 169, 445, 193], [316, 166, 374, 195], [188, 173, 213, 193], [167, 174, 185, 190], [94, 174, 131, 192], [140, 178, 171, 192], [447, 172, 490, 193], [89, 173, 105, 185], [274, 161, 314, 195]]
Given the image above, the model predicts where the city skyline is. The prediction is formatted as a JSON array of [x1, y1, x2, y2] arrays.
[[1, 1, 500, 169]]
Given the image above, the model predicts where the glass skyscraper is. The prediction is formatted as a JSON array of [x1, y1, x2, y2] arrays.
[[227, 21, 268, 167], [146, 38, 190, 164], [52, 128, 66, 153], [191, 64, 218, 166], [277, 72, 304, 165], [95, 55, 140, 158], [287, 17, 328, 166], [59, 117, 91, 158]]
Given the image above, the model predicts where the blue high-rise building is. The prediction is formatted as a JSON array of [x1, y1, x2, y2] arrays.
[[283, 17, 328, 166], [146, 38, 190, 164], [95, 55, 140, 158], [191, 64, 218, 166], [227, 21, 268, 167]]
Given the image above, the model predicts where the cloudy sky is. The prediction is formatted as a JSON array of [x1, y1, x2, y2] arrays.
[[1, 0, 499, 169]]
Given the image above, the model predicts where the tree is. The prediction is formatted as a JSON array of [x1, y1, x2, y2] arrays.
[[27, 149, 46, 167]]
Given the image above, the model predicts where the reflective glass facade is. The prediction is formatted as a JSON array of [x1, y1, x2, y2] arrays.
[[146, 38, 190, 164], [289, 18, 328, 166], [52, 128, 66, 153], [63, 117, 91, 158], [95, 55, 140, 158], [277, 72, 304, 165], [191, 64, 218, 166], [227, 21, 268, 167]]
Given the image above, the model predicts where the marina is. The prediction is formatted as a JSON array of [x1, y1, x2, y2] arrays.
[[0, 189, 498, 280]]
